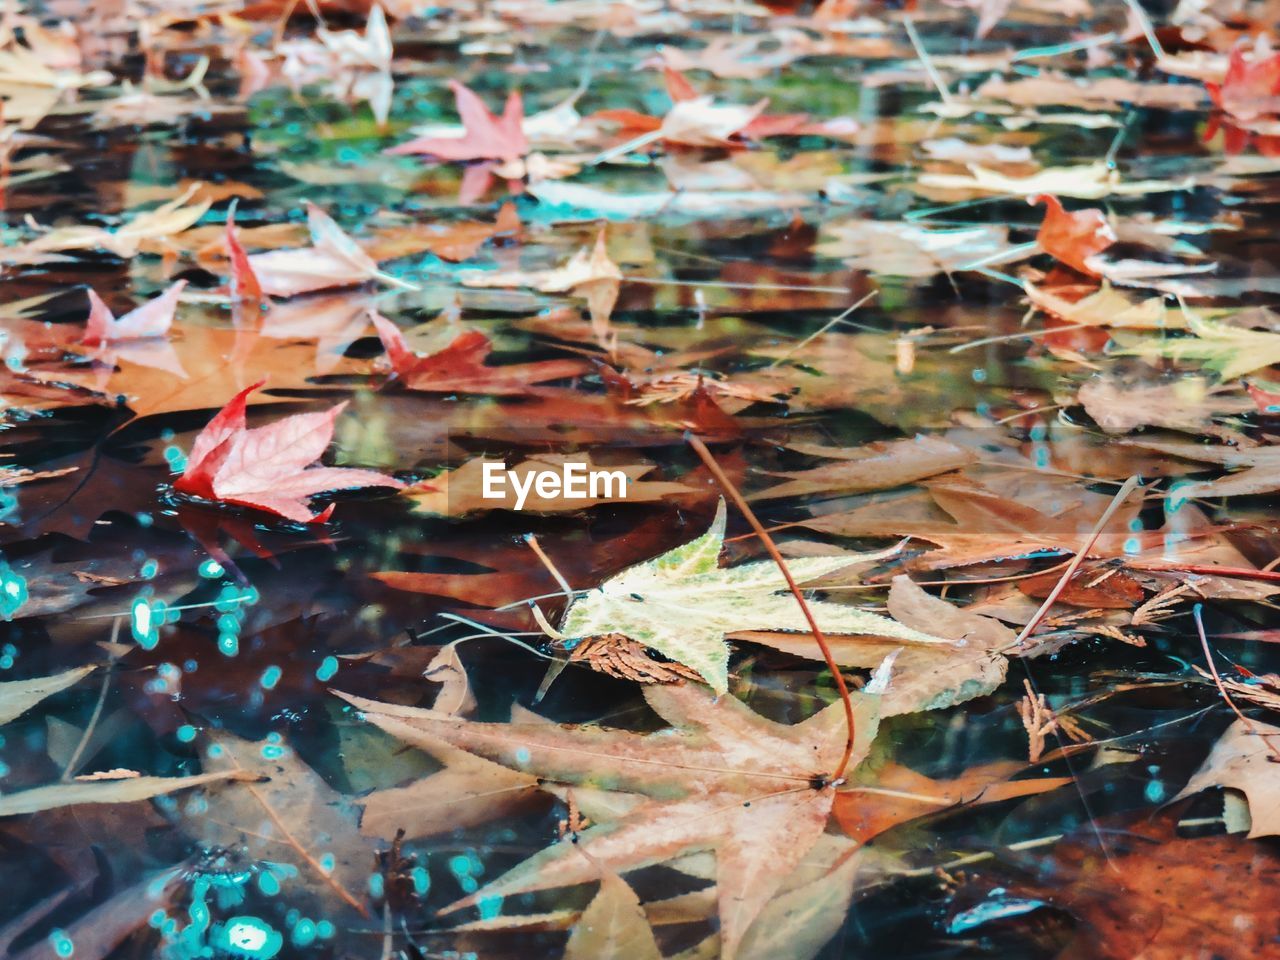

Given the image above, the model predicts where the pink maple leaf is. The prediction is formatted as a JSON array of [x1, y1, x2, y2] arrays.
[[385, 80, 527, 161], [1207, 46, 1280, 122], [83, 281, 186, 347], [174, 381, 403, 523]]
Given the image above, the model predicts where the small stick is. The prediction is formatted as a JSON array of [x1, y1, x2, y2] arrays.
[[903, 15, 953, 106], [1006, 475, 1141, 652], [525, 534, 573, 598], [686, 432, 858, 783], [1193, 603, 1280, 761], [768, 290, 879, 368], [61, 618, 121, 781], [1121, 0, 1166, 61]]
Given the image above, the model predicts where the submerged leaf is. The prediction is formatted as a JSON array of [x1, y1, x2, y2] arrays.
[[0, 664, 95, 726]]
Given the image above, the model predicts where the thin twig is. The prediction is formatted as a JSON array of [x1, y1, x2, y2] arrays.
[[60, 618, 121, 781], [1193, 603, 1280, 761], [903, 15, 952, 106], [686, 432, 858, 783], [1007, 475, 1141, 652], [768, 290, 879, 368]]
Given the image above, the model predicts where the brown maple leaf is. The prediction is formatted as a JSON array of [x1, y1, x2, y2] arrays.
[[336, 682, 879, 960], [370, 311, 589, 394]]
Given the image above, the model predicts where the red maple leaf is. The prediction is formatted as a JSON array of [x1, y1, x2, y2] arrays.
[[370, 311, 589, 394], [83, 281, 186, 346], [226, 207, 265, 311], [173, 381, 403, 522], [1030, 194, 1115, 276], [385, 80, 527, 161], [1207, 46, 1280, 122]]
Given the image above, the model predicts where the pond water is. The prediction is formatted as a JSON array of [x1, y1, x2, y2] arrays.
[[1, 4, 1279, 960]]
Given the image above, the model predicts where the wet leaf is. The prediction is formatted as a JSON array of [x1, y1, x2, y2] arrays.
[[0, 769, 251, 817], [559, 500, 948, 693], [563, 873, 661, 960], [339, 681, 879, 960], [0, 665, 96, 726], [1174, 718, 1280, 838], [173, 380, 403, 522]]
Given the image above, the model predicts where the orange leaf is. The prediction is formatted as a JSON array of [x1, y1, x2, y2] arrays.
[[1031, 194, 1114, 276]]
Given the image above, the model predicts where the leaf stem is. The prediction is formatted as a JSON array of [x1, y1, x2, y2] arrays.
[[685, 432, 857, 783]]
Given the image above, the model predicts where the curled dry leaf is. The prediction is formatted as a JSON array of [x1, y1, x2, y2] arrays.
[[26, 188, 212, 258], [247, 202, 404, 297], [1173, 718, 1280, 838]]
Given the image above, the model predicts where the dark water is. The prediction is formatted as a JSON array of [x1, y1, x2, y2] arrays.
[[1, 6, 1279, 960]]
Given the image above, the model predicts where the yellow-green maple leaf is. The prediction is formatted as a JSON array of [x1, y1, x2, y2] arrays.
[[1119, 312, 1280, 380], [559, 500, 949, 693]]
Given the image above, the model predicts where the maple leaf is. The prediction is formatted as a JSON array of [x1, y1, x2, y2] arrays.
[[459, 229, 621, 292], [82, 281, 186, 347], [0, 664, 95, 725], [1030, 194, 1115, 275], [362, 201, 521, 264], [370, 311, 589, 394], [357, 727, 540, 842], [246, 202, 412, 298], [386, 80, 528, 161], [336, 680, 881, 960], [459, 230, 622, 331], [49, 317, 364, 420], [737, 576, 1012, 716], [1207, 45, 1280, 122], [1024, 279, 1203, 329], [800, 473, 1146, 570], [556, 500, 947, 694], [564, 872, 660, 960], [1174, 718, 1280, 838], [173, 380, 403, 522], [916, 161, 1192, 200], [1076, 374, 1251, 435], [1120, 310, 1280, 380], [194, 731, 375, 917]]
